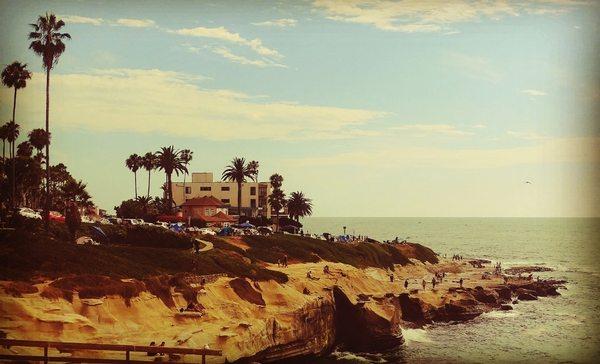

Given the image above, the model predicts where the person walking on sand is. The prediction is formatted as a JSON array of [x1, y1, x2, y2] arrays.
[[422, 279, 426, 290], [404, 279, 409, 290], [390, 273, 394, 282], [459, 278, 464, 288], [283, 254, 288, 267], [431, 277, 436, 289]]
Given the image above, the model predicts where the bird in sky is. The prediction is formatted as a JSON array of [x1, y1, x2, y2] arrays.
[[525, 181, 532, 184]]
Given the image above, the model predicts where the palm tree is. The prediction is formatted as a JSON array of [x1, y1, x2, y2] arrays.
[[125, 154, 142, 199], [0, 123, 8, 159], [268, 173, 285, 231], [1, 62, 32, 127], [136, 196, 152, 216], [287, 191, 313, 222], [155, 146, 188, 210], [222, 157, 258, 223], [5, 121, 20, 208], [29, 12, 70, 231], [17, 141, 33, 158], [28, 128, 50, 161], [180, 149, 193, 191], [141, 152, 156, 198]]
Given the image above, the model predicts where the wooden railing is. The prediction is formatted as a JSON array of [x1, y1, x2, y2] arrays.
[[0, 338, 221, 363]]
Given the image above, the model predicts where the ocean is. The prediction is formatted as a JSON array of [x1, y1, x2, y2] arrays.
[[300, 217, 600, 363]]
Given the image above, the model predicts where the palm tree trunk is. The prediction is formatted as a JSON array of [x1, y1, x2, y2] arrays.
[[11, 140, 16, 209], [167, 172, 173, 211], [276, 210, 280, 232], [44, 68, 50, 232], [237, 181, 242, 223], [147, 170, 151, 198], [134, 171, 138, 199], [11, 87, 17, 210], [2, 139, 5, 159]]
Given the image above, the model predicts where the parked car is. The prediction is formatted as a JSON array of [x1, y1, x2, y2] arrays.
[[122, 218, 142, 226], [108, 217, 122, 225], [155, 221, 170, 229], [48, 211, 65, 223], [81, 215, 94, 224], [18, 207, 42, 220], [198, 228, 216, 235], [98, 218, 112, 225]]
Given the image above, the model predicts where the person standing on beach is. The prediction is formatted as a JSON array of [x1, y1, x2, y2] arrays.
[[431, 277, 436, 289], [459, 278, 464, 288], [283, 254, 288, 267], [404, 279, 409, 290], [422, 279, 426, 290]]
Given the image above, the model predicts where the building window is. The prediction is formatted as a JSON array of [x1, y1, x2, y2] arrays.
[[185, 187, 191, 194], [250, 199, 256, 208], [250, 187, 256, 195], [221, 186, 230, 191], [200, 186, 211, 191], [221, 199, 230, 204]]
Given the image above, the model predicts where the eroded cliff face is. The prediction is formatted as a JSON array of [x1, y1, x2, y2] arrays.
[[0, 260, 564, 363]]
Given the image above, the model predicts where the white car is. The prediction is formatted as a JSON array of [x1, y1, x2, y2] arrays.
[[18, 207, 42, 220], [155, 222, 170, 229], [81, 215, 94, 224], [198, 228, 216, 235]]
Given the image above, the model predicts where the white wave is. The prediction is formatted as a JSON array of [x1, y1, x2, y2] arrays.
[[329, 350, 387, 363], [401, 328, 432, 343], [482, 310, 520, 319]]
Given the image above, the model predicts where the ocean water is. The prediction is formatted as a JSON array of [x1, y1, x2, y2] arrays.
[[300, 217, 600, 363]]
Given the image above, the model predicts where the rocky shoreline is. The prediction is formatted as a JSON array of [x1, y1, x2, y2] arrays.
[[0, 255, 565, 363]]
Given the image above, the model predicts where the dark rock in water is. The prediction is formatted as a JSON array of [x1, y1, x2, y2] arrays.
[[504, 266, 553, 275], [500, 304, 513, 311], [468, 259, 490, 268], [517, 292, 537, 301], [512, 299, 519, 304], [471, 287, 499, 305], [433, 299, 484, 322], [334, 286, 404, 352], [518, 282, 560, 297], [398, 293, 431, 324], [494, 286, 513, 302]]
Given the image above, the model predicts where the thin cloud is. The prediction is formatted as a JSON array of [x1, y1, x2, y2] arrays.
[[446, 52, 502, 83], [60, 15, 104, 26], [392, 124, 475, 137], [507, 130, 548, 140], [311, 0, 590, 33], [0, 69, 385, 141], [521, 89, 547, 96], [252, 18, 297, 27], [172, 26, 283, 60], [212, 47, 286, 68], [61, 15, 157, 28], [116, 18, 156, 28]]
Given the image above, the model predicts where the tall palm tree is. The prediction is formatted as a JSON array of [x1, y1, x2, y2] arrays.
[[28, 128, 51, 161], [125, 154, 142, 199], [222, 157, 259, 223], [0, 123, 9, 159], [287, 191, 313, 222], [268, 173, 285, 231], [1, 62, 32, 128], [155, 146, 188, 211], [5, 121, 20, 208], [29, 12, 70, 231], [180, 149, 193, 191], [141, 152, 156, 198]]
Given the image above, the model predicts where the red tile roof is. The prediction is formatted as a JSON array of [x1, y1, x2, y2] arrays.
[[181, 196, 224, 207], [199, 211, 236, 223]]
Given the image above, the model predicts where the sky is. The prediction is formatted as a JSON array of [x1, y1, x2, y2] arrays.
[[0, 0, 598, 217]]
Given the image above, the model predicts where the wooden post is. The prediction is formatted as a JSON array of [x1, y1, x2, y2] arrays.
[[126, 349, 130, 363], [202, 354, 206, 364], [43, 344, 48, 364]]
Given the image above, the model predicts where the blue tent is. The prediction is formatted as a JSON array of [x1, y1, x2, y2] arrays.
[[90, 226, 108, 241], [170, 223, 184, 233], [218, 226, 234, 236]]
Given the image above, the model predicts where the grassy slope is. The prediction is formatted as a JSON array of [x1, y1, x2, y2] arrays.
[[0, 219, 437, 283]]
